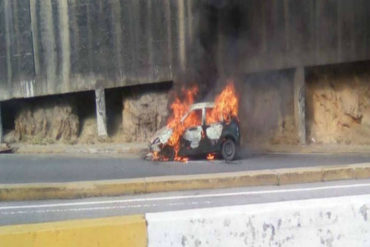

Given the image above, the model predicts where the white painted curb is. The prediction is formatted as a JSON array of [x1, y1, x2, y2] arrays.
[[146, 195, 370, 247]]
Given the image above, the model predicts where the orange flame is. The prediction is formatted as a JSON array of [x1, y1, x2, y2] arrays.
[[206, 81, 239, 125], [206, 153, 215, 160], [153, 151, 159, 160], [166, 86, 199, 158], [179, 157, 189, 163]]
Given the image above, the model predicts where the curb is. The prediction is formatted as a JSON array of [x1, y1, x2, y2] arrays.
[[1, 163, 370, 201], [0, 215, 147, 247]]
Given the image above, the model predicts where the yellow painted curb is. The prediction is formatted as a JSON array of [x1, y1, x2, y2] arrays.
[[1, 163, 370, 201], [0, 215, 147, 247], [276, 167, 323, 185]]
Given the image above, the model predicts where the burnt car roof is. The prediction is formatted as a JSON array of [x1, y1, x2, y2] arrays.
[[189, 102, 214, 111]]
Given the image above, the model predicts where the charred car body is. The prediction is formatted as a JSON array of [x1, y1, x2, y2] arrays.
[[149, 102, 240, 161]]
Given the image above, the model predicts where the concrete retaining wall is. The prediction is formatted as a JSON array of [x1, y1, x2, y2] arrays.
[[237, 69, 297, 145], [0, 0, 180, 101]]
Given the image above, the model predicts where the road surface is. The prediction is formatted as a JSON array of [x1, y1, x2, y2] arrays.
[[1, 179, 369, 226], [1, 153, 370, 184]]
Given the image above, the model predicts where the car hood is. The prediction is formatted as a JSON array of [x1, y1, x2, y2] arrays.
[[150, 126, 173, 145]]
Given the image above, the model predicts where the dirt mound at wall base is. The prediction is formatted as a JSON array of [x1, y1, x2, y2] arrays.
[[14, 100, 79, 144], [122, 90, 168, 142], [307, 67, 370, 145]]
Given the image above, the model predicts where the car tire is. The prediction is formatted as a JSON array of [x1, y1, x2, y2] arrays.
[[221, 138, 236, 161], [161, 146, 175, 161]]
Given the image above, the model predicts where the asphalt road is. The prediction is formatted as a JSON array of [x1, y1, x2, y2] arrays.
[[1, 179, 370, 226], [1, 153, 370, 184]]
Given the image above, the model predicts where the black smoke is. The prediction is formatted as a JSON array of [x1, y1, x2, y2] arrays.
[[175, 0, 246, 101]]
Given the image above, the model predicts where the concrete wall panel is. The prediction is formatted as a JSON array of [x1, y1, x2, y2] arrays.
[[0, 0, 175, 101], [0, 0, 369, 101], [0, 0, 35, 100]]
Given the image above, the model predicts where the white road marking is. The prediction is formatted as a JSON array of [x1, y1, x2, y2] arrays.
[[0, 201, 213, 216], [0, 183, 369, 211]]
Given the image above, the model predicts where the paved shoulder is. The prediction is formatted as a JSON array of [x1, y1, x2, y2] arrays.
[[2, 153, 370, 184]]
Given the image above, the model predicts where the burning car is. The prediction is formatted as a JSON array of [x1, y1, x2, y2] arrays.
[[148, 83, 240, 161], [149, 102, 240, 161]]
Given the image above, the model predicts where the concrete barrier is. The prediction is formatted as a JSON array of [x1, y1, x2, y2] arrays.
[[146, 195, 370, 246], [0, 215, 147, 247]]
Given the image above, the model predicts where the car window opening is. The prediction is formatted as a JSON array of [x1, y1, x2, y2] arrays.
[[206, 108, 223, 125], [183, 110, 202, 128]]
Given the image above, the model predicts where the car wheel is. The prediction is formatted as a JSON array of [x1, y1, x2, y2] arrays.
[[160, 146, 175, 161], [221, 138, 236, 161]]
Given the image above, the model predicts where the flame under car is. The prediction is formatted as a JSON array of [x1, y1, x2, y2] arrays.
[[149, 102, 240, 161]]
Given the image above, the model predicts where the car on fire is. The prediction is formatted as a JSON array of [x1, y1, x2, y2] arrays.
[[149, 102, 240, 161]]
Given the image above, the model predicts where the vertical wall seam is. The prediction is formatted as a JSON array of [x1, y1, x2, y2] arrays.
[[165, 0, 173, 78], [30, 0, 40, 79], [177, 0, 186, 72], [4, 0, 13, 94], [112, 0, 123, 82], [41, 0, 57, 94], [57, 0, 71, 92]]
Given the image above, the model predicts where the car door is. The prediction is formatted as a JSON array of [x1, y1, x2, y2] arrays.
[[181, 109, 203, 154], [204, 107, 224, 151]]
